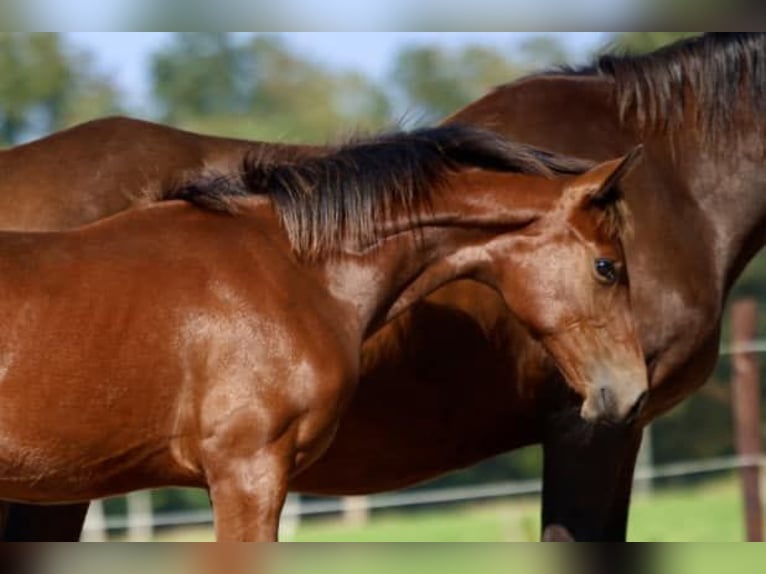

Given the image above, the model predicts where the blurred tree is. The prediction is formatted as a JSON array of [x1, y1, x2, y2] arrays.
[[0, 33, 120, 145], [390, 35, 571, 124], [517, 34, 569, 68], [610, 32, 702, 54], [391, 44, 524, 123], [151, 33, 391, 142], [62, 49, 122, 129], [152, 33, 246, 122], [241, 35, 390, 139]]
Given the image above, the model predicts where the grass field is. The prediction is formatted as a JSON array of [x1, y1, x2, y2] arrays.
[[150, 476, 753, 542]]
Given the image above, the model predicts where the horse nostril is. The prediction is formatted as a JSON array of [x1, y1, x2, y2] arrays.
[[626, 390, 649, 423], [598, 386, 616, 415]]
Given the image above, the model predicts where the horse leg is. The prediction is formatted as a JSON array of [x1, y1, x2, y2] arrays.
[[206, 447, 291, 542], [2, 502, 89, 542], [541, 421, 643, 541]]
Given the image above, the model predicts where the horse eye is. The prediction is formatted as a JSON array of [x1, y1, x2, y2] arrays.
[[594, 258, 618, 284]]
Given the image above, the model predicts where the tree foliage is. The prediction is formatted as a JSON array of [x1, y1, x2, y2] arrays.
[[0, 33, 120, 145], [390, 44, 523, 123], [152, 33, 245, 120], [610, 32, 702, 54], [517, 34, 570, 68], [389, 35, 571, 124], [151, 34, 391, 142]]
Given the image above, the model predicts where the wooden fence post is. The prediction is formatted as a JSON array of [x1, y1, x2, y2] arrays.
[[342, 496, 370, 528], [731, 298, 762, 541], [81, 499, 107, 542], [279, 494, 301, 540], [634, 425, 654, 495], [127, 490, 153, 541]]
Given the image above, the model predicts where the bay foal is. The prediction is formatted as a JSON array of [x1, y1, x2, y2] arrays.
[[0, 126, 645, 540]]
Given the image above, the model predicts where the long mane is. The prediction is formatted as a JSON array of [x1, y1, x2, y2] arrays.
[[164, 125, 592, 260], [554, 33, 766, 139]]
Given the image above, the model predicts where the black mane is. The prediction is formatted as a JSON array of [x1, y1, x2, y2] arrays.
[[165, 125, 591, 259], [548, 33, 766, 138]]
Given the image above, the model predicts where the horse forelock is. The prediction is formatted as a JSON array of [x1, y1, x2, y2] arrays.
[[164, 125, 592, 260]]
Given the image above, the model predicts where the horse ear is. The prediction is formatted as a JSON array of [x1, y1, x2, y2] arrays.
[[570, 145, 644, 208]]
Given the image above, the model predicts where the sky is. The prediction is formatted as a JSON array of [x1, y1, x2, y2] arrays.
[[65, 33, 608, 110]]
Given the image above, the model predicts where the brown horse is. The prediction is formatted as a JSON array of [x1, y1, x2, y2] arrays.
[[0, 126, 644, 541], [4, 33, 761, 542], [300, 31, 766, 539], [434, 32, 766, 539], [0, 117, 322, 231]]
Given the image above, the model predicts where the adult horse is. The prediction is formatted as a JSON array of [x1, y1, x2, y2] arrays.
[[0, 117, 321, 231], [302, 31, 766, 540], [4, 32, 763, 541], [434, 32, 766, 539], [0, 126, 645, 541]]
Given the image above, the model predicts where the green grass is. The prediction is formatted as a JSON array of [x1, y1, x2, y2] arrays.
[[291, 501, 539, 542], [628, 479, 746, 541], [150, 499, 539, 543], [151, 477, 757, 543]]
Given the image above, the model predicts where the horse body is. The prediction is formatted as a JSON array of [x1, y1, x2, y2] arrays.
[[0, 203, 350, 503], [438, 33, 766, 538], [0, 127, 645, 540], [298, 33, 766, 538], [0, 117, 317, 230]]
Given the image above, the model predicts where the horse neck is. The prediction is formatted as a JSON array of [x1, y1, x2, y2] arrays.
[[318, 171, 552, 340], [462, 73, 766, 306], [652, 121, 766, 295], [704, 139, 765, 291]]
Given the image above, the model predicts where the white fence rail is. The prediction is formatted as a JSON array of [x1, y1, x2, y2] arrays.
[[721, 341, 766, 355]]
